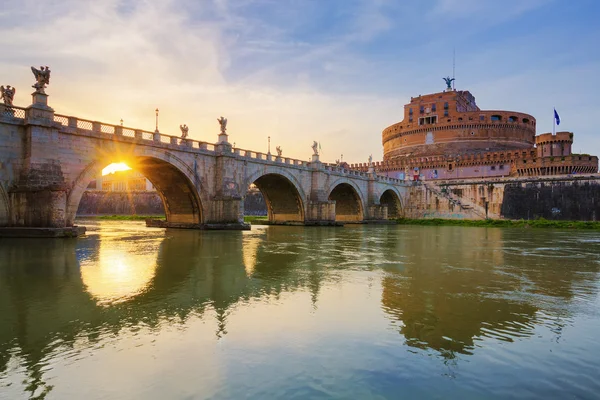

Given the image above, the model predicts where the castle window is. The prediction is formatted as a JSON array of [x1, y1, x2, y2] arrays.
[[419, 116, 438, 125], [409, 116, 413, 123], [420, 106, 424, 114], [444, 110, 449, 117], [508, 116, 517, 122], [491, 166, 496, 170], [522, 118, 530, 124], [499, 165, 505, 170], [409, 108, 413, 115], [444, 102, 449, 110], [470, 131, 475, 135], [491, 115, 502, 121], [480, 115, 485, 121], [432, 104, 437, 112], [458, 117, 463, 121]]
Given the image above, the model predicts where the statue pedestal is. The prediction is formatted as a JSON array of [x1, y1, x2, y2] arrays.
[[311, 154, 320, 163], [25, 91, 54, 124], [218, 132, 229, 143]]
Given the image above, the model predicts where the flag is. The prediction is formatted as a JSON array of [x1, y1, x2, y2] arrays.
[[554, 108, 560, 126], [319, 142, 321, 151]]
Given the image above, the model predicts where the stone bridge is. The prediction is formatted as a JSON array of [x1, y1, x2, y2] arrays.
[[0, 90, 408, 233]]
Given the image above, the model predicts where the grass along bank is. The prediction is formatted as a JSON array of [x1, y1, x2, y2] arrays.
[[395, 218, 600, 229]]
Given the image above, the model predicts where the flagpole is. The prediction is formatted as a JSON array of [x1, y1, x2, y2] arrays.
[[553, 107, 555, 135]]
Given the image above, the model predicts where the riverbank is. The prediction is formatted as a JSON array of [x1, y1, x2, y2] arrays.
[[78, 215, 267, 223], [395, 218, 600, 229], [78, 215, 600, 229], [79, 215, 166, 221]]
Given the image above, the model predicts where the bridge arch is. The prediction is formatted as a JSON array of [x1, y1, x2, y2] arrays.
[[244, 169, 306, 224], [66, 149, 206, 226], [328, 178, 366, 222], [379, 188, 404, 219]]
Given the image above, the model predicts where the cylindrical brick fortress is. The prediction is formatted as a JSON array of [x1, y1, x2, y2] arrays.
[[382, 90, 536, 160]]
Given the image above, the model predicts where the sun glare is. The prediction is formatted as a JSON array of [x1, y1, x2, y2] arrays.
[[102, 162, 132, 176]]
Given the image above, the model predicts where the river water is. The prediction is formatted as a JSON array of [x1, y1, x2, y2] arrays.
[[1, 220, 599, 399]]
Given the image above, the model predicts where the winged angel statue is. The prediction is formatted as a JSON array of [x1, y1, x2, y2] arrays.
[[0, 85, 15, 106], [31, 66, 51, 93]]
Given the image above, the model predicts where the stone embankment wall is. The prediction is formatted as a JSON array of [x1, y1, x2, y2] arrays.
[[77, 192, 165, 215], [77, 191, 267, 216], [405, 175, 600, 221]]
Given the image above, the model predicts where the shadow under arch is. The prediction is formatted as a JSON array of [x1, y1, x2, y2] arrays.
[[328, 180, 365, 222], [66, 152, 205, 226], [245, 172, 305, 224], [380, 189, 403, 219]]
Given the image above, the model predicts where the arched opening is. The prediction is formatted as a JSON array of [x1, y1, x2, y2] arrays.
[[77, 162, 165, 217], [380, 190, 403, 219], [329, 183, 363, 222], [251, 174, 304, 224], [69, 156, 203, 226]]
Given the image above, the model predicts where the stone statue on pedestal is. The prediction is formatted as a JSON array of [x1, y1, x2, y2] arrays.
[[217, 116, 227, 134], [276, 146, 282, 157], [368, 154, 373, 165], [312, 141, 319, 156], [0, 85, 15, 106], [180, 124, 189, 138], [31, 66, 51, 93]]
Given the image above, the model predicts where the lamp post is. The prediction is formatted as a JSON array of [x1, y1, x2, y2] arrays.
[[120, 118, 123, 126], [155, 108, 159, 132], [268, 136, 271, 154]]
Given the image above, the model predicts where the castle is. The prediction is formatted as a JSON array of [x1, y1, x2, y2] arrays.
[[350, 83, 598, 180]]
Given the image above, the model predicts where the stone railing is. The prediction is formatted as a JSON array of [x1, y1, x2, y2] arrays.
[[0, 105, 26, 120], [232, 148, 309, 166], [53, 114, 217, 152]]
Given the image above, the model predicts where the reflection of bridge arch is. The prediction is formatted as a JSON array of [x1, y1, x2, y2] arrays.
[[328, 178, 366, 222], [244, 169, 306, 224], [66, 149, 206, 226], [379, 188, 403, 219]]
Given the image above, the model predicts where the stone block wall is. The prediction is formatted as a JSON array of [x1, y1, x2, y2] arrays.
[[410, 175, 600, 221]]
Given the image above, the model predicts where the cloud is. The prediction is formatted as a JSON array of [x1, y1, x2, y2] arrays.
[[1, 0, 599, 163]]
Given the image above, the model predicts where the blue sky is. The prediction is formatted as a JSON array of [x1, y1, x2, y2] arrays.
[[1, 0, 599, 161]]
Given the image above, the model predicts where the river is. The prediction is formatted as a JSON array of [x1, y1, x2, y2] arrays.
[[1, 220, 599, 399]]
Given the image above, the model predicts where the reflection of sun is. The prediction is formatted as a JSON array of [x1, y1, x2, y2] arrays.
[[81, 246, 157, 305], [102, 162, 131, 176], [242, 231, 263, 276]]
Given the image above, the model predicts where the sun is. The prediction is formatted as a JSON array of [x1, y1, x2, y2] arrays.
[[102, 162, 131, 176]]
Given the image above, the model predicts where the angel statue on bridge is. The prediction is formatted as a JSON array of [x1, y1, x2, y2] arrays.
[[312, 141, 319, 156], [31, 66, 51, 93], [217, 116, 227, 133], [276, 146, 282, 157], [0, 85, 15, 106], [180, 124, 189, 138], [443, 76, 455, 90]]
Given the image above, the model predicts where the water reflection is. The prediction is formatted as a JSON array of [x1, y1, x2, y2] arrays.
[[0, 223, 599, 399]]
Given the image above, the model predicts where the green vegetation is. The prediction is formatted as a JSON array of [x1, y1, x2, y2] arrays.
[[244, 215, 268, 223], [89, 215, 166, 221], [395, 217, 600, 229]]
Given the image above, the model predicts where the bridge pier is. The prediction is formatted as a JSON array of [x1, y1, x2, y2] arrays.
[[305, 200, 339, 226]]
